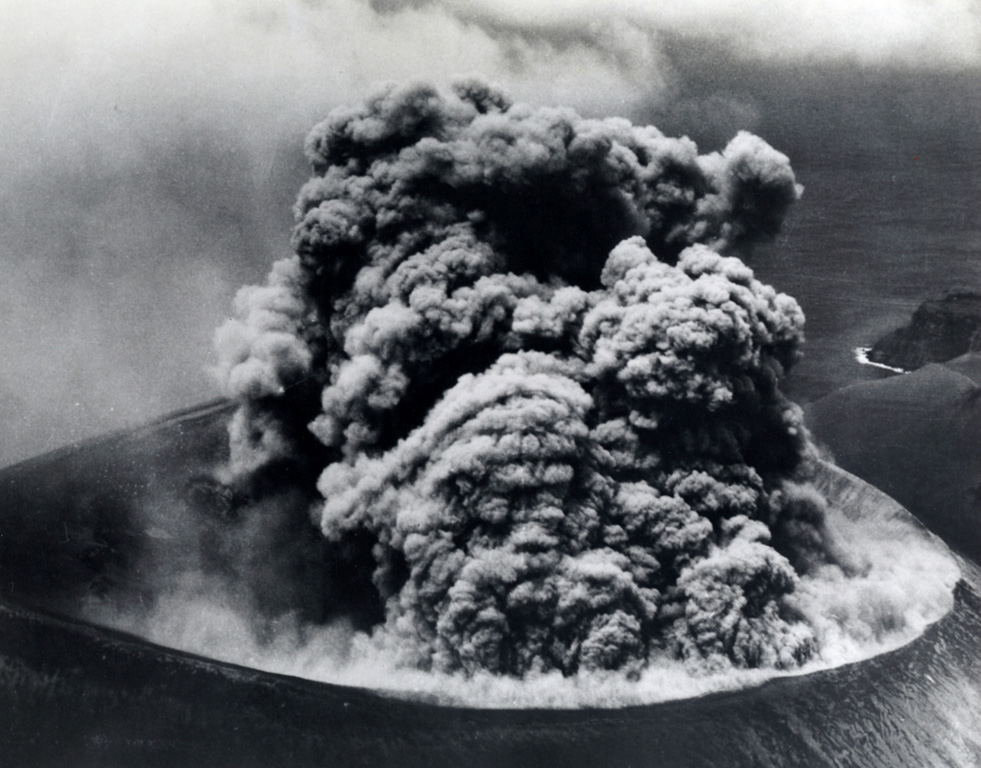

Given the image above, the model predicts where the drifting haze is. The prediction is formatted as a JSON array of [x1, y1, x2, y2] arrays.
[[2, 0, 980, 464]]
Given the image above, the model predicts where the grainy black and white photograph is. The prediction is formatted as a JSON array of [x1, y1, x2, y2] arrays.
[[1, 2, 979, 766]]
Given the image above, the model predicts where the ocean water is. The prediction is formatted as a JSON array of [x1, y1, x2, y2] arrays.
[[748, 106, 981, 403]]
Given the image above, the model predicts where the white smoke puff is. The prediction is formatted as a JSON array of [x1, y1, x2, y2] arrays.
[[213, 255, 321, 475], [214, 256, 312, 397], [790, 499, 959, 672], [510, 286, 591, 342]]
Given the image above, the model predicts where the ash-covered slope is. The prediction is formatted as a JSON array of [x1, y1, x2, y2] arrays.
[[0, 400, 233, 607], [0, 399, 332, 627], [806, 353, 981, 564], [0, 412, 977, 767]]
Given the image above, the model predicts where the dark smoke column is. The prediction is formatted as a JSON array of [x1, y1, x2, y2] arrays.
[[217, 80, 832, 678]]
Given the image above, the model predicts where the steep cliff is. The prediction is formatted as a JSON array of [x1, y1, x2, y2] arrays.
[[868, 292, 981, 370]]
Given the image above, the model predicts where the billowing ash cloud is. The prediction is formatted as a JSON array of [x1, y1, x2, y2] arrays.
[[214, 79, 838, 677]]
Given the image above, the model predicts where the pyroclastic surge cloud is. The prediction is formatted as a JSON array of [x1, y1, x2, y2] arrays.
[[215, 79, 832, 678]]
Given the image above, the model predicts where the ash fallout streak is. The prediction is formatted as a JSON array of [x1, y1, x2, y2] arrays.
[[213, 79, 930, 681]]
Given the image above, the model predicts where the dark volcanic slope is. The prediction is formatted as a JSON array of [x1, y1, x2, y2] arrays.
[[806, 353, 981, 563], [0, 400, 234, 608]]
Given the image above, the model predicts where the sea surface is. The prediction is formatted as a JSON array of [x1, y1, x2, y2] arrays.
[[750, 114, 981, 404]]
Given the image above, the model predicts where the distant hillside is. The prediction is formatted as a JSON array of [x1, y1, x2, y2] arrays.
[[806, 353, 981, 563], [868, 292, 981, 371]]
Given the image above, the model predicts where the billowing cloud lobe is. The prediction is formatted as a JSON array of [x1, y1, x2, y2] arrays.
[[215, 79, 851, 678]]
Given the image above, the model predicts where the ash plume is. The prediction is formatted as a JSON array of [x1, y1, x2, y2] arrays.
[[215, 79, 825, 678]]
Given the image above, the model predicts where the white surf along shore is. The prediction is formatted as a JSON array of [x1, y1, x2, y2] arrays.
[[854, 346, 908, 374]]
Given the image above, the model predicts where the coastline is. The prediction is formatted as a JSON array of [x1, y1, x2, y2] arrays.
[[853, 346, 907, 374]]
